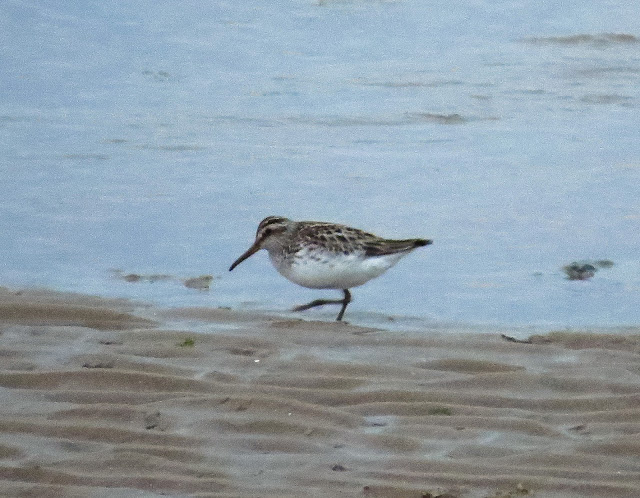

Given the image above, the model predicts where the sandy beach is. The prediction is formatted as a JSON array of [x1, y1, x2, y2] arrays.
[[0, 286, 638, 497]]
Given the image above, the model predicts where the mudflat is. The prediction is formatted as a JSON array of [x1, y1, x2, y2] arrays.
[[0, 287, 638, 497]]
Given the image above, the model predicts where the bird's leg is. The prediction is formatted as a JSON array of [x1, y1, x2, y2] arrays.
[[292, 289, 352, 321], [335, 289, 351, 321], [292, 298, 344, 312]]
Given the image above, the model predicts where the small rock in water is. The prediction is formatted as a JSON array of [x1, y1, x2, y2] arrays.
[[184, 275, 213, 290], [562, 259, 614, 281], [563, 262, 597, 280]]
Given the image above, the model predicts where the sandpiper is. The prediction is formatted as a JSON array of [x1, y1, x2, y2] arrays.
[[229, 216, 432, 321]]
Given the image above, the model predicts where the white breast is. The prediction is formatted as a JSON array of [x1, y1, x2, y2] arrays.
[[269, 248, 407, 289]]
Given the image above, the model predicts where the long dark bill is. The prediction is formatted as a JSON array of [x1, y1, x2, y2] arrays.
[[229, 242, 261, 271]]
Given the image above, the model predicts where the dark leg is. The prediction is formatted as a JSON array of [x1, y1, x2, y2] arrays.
[[335, 289, 351, 321], [292, 289, 352, 321]]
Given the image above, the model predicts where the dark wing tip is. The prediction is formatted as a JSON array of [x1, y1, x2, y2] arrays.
[[414, 239, 433, 247]]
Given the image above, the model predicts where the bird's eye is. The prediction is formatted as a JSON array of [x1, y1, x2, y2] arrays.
[[263, 228, 273, 236]]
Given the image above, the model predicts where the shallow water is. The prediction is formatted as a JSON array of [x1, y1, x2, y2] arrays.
[[2, 1, 639, 329]]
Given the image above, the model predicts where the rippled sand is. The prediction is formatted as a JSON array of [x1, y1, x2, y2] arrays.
[[0, 287, 638, 497]]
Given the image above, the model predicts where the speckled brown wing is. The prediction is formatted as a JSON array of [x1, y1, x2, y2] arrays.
[[294, 222, 378, 254]]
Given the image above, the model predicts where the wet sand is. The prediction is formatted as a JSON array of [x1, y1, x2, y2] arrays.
[[0, 287, 639, 497]]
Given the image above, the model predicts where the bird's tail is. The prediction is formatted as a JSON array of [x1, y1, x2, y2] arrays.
[[364, 238, 432, 256]]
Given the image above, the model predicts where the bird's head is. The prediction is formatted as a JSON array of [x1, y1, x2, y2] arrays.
[[229, 216, 291, 271]]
